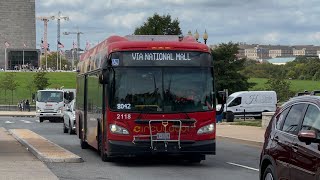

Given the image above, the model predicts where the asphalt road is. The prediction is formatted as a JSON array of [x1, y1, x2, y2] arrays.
[[0, 116, 261, 180]]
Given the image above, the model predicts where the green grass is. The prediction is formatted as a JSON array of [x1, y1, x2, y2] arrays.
[[230, 120, 262, 127], [0, 72, 76, 105], [249, 78, 320, 92]]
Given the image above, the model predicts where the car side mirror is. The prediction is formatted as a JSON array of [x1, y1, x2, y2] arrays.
[[298, 130, 317, 144]]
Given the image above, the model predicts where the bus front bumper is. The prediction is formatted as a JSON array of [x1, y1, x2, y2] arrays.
[[107, 139, 216, 157]]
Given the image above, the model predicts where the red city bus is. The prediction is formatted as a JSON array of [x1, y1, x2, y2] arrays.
[[75, 35, 216, 162]]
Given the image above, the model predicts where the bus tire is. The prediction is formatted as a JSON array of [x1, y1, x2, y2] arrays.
[[39, 117, 44, 123]]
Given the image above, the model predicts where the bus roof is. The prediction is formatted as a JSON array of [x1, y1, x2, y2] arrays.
[[80, 35, 210, 62]]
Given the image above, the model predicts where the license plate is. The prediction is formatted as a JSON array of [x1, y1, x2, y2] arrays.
[[156, 133, 170, 140]]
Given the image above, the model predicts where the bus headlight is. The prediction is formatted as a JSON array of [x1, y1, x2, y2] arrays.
[[197, 123, 215, 134], [109, 124, 129, 135]]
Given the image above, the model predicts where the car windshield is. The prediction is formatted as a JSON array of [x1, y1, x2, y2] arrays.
[[37, 91, 63, 103], [226, 96, 234, 104], [109, 67, 213, 113]]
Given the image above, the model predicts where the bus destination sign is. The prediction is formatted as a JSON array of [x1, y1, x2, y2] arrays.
[[111, 51, 212, 67], [132, 52, 191, 61]]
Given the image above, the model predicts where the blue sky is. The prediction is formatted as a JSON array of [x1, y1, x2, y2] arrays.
[[36, 0, 320, 50]]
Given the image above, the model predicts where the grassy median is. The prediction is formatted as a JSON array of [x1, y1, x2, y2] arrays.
[[0, 72, 76, 105]]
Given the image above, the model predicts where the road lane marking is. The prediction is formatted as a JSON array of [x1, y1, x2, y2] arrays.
[[5, 121, 14, 124], [35, 120, 40, 122], [20, 120, 33, 123], [227, 162, 259, 172]]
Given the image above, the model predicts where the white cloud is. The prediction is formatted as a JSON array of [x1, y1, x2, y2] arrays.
[[40, 0, 84, 7], [263, 32, 280, 44], [35, 0, 320, 49], [103, 12, 146, 29]]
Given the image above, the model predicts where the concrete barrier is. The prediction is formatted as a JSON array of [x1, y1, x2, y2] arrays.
[[262, 112, 275, 129]]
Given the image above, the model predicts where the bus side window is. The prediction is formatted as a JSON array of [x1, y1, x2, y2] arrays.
[[228, 97, 241, 107]]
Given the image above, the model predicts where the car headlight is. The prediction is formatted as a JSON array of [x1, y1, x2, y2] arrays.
[[197, 123, 215, 134], [109, 124, 129, 135], [57, 107, 63, 113]]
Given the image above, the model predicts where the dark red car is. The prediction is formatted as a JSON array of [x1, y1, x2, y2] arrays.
[[260, 96, 320, 180]]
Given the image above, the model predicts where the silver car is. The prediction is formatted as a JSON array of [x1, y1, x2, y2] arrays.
[[63, 100, 76, 134]]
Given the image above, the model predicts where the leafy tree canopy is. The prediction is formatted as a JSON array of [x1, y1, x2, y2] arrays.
[[33, 72, 50, 90], [265, 78, 295, 102], [212, 42, 254, 94], [40, 52, 71, 71], [134, 13, 182, 35]]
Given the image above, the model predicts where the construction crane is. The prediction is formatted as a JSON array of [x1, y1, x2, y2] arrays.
[[52, 11, 69, 70], [37, 16, 55, 70], [63, 28, 83, 70]]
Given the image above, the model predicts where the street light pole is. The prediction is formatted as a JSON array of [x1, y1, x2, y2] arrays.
[[194, 30, 199, 42], [203, 30, 208, 45]]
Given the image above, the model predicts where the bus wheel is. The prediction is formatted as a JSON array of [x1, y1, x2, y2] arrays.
[[39, 117, 44, 123], [98, 133, 112, 162]]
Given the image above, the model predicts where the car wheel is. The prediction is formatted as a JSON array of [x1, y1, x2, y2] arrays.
[[69, 120, 75, 135], [263, 165, 276, 180], [63, 122, 68, 133]]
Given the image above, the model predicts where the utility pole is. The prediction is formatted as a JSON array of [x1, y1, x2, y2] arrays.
[[37, 16, 55, 70], [52, 11, 69, 71], [63, 28, 83, 70]]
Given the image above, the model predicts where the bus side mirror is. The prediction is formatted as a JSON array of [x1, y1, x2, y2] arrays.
[[99, 71, 109, 84]]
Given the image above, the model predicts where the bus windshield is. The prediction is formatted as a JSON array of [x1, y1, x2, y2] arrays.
[[37, 91, 63, 103], [109, 67, 213, 113]]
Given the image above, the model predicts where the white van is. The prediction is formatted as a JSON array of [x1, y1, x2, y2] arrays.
[[224, 91, 277, 117]]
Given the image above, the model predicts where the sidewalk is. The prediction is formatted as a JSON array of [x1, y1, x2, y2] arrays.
[[216, 124, 265, 147], [0, 111, 35, 117], [0, 127, 58, 180]]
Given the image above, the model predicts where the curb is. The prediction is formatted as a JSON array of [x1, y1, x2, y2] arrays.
[[9, 129, 83, 163], [0, 114, 36, 117], [0, 112, 36, 117], [217, 135, 263, 148]]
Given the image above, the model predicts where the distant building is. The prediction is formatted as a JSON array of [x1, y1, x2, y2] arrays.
[[0, 0, 40, 70]]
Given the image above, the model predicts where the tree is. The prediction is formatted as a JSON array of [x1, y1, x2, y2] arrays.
[[0, 73, 18, 105], [40, 52, 70, 70], [212, 42, 253, 94], [25, 78, 36, 101], [134, 13, 182, 35], [34, 72, 50, 90], [265, 78, 295, 102]]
